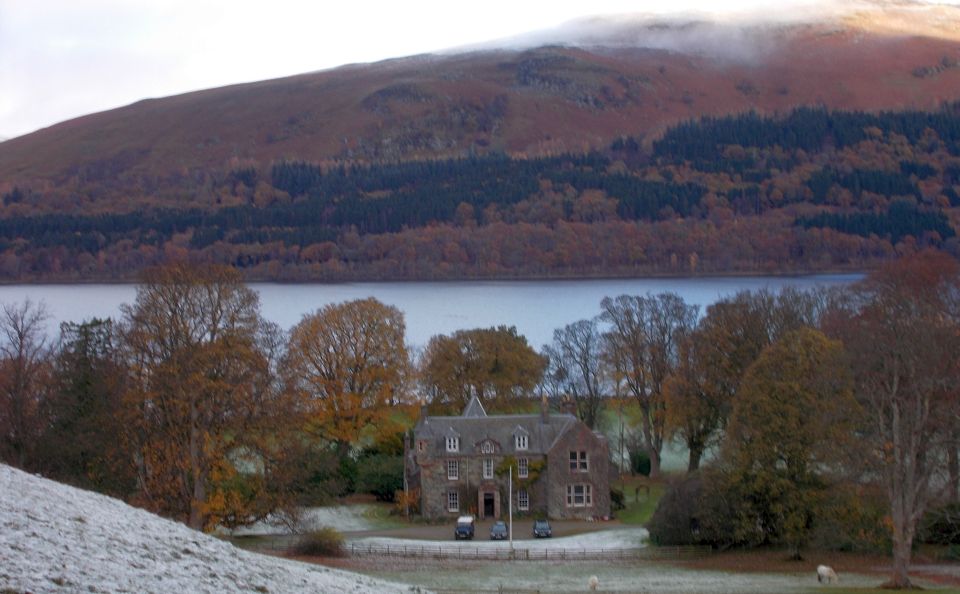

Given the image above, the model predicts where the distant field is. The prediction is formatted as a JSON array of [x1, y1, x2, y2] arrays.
[[333, 556, 956, 593]]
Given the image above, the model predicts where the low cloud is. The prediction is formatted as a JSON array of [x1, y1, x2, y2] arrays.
[[449, 0, 960, 62]]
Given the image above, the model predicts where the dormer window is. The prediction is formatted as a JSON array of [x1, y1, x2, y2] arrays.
[[515, 434, 528, 450], [446, 436, 460, 452]]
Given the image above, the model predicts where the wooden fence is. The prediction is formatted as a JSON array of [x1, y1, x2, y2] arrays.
[[344, 542, 710, 561]]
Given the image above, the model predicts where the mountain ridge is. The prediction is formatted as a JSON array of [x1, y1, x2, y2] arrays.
[[0, 4, 958, 282], [1, 3, 959, 208]]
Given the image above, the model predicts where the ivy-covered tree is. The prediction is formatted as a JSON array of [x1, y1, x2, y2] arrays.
[[720, 327, 858, 558]]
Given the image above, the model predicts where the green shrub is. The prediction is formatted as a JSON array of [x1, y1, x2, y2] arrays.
[[610, 488, 625, 511], [647, 473, 704, 546], [629, 448, 651, 476], [355, 454, 404, 502], [293, 527, 345, 557], [807, 484, 890, 553], [920, 503, 960, 545], [940, 545, 960, 561]]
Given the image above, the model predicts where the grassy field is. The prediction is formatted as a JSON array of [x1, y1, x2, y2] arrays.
[[327, 554, 960, 593], [614, 475, 665, 526]]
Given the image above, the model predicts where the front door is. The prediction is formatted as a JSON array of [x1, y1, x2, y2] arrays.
[[477, 491, 500, 520], [483, 492, 495, 518]]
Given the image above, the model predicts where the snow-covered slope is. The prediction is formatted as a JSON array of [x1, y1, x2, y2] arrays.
[[0, 464, 421, 593]]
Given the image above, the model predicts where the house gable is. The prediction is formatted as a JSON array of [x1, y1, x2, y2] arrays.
[[544, 420, 611, 519], [407, 398, 611, 520]]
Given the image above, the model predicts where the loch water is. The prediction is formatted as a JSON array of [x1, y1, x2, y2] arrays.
[[0, 275, 860, 348]]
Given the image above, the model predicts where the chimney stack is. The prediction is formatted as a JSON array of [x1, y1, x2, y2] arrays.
[[540, 392, 549, 423]]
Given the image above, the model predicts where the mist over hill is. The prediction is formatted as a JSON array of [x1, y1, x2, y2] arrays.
[[0, 1, 958, 281], [2, 1, 959, 186]]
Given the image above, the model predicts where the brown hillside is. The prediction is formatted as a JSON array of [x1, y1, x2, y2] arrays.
[[1, 3, 959, 212]]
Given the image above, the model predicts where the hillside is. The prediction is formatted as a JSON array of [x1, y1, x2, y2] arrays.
[[0, 1, 958, 281], [0, 464, 420, 593], [1, 3, 959, 200]]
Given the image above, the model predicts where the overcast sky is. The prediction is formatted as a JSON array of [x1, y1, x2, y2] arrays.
[[1, 0, 958, 140]]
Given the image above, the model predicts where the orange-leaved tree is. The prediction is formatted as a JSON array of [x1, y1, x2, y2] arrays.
[[826, 250, 960, 589], [420, 325, 545, 414], [0, 299, 51, 469], [283, 298, 410, 447], [122, 262, 283, 531]]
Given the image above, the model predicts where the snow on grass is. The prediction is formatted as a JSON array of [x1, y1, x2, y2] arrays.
[[229, 504, 389, 536], [0, 464, 424, 594], [363, 559, 888, 593], [352, 526, 650, 551]]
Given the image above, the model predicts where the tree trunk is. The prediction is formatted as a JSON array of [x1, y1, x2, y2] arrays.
[[949, 439, 959, 504], [188, 396, 205, 531], [889, 530, 914, 589], [888, 467, 917, 590], [189, 468, 206, 531], [687, 443, 703, 472], [648, 447, 662, 479], [638, 399, 662, 478]]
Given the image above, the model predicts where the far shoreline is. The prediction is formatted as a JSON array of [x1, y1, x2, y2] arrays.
[[0, 268, 867, 287]]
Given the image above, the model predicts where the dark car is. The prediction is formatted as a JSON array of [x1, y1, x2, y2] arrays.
[[532, 519, 552, 538], [454, 515, 475, 540], [490, 520, 508, 540]]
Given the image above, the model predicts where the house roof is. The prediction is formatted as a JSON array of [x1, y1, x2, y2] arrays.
[[462, 394, 487, 418], [414, 399, 583, 456]]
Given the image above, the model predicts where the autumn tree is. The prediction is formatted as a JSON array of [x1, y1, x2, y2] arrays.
[[720, 327, 858, 558], [665, 288, 826, 472], [283, 297, 410, 446], [663, 334, 718, 472], [0, 299, 50, 469], [542, 319, 607, 429], [827, 250, 960, 588], [600, 293, 698, 478], [35, 318, 134, 496], [420, 325, 546, 413], [123, 262, 282, 531]]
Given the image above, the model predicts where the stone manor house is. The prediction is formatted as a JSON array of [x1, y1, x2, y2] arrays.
[[405, 395, 611, 520]]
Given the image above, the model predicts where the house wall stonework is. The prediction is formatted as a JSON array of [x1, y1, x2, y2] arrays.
[[415, 447, 551, 519], [407, 399, 611, 521], [545, 422, 611, 519]]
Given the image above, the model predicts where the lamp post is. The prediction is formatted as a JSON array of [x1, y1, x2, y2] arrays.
[[508, 464, 513, 548]]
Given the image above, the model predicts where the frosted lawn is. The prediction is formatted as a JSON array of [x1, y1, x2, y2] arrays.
[[0, 464, 423, 594]]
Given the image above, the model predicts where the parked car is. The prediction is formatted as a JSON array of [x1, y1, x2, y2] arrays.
[[532, 519, 552, 538], [489, 520, 508, 540], [454, 515, 475, 540]]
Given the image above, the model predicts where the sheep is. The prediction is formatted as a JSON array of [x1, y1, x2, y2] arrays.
[[588, 575, 599, 591], [817, 564, 839, 584]]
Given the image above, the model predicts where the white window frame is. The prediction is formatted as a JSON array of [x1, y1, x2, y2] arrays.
[[518, 488, 529, 511], [447, 490, 459, 512], [417, 440, 426, 452], [446, 436, 459, 452], [447, 459, 459, 480], [569, 450, 588, 472], [481, 441, 494, 454], [515, 434, 528, 450], [518, 457, 529, 478], [565, 484, 593, 507], [483, 458, 494, 479]]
